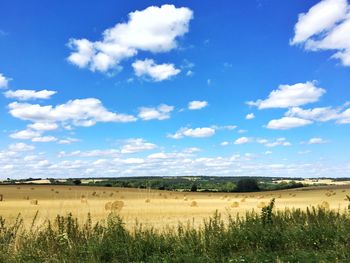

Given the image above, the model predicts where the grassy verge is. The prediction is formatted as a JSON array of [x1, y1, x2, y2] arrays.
[[1, 202, 350, 262]]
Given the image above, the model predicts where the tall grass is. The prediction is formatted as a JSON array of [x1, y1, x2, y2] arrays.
[[1, 203, 350, 262]]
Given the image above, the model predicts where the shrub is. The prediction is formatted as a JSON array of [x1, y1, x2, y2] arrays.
[[234, 178, 260, 192]]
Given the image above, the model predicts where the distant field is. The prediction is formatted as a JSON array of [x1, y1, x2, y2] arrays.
[[0, 184, 349, 229]]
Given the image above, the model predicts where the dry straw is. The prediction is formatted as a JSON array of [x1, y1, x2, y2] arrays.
[[0, 194, 3, 202], [190, 201, 198, 207], [145, 199, 150, 203], [321, 201, 330, 209], [240, 198, 246, 203], [231, 201, 239, 208], [30, 199, 38, 205], [257, 202, 266, 208]]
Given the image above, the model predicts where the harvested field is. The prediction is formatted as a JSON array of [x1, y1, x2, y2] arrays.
[[1, 184, 350, 229]]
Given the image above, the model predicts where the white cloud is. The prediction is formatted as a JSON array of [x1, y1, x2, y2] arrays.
[[246, 113, 255, 120], [28, 122, 58, 131], [138, 104, 174, 120], [248, 81, 325, 109], [8, 143, 35, 152], [266, 117, 313, 130], [4, 89, 56, 101], [57, 138, 80, 145], [10, 129, 42, 140], [132, 59, 180, 81], [9, 98, 137, 127], [285, 105, 350, 124], [0, 73, 10, 89], [68, 5, 193, 72], [234, 137, 249, 145], [308, 137, 328, 144], [188, 100, 208, 110], [168, 127, 215, 139], [291, 0, 350, 66], [182, 147, 201, 154], [32, 136, 58, 143], [221, 141, 229, 146], [285, 106, 339, 122], [120, 138, 156, 153], [259, 138, 292, 147]]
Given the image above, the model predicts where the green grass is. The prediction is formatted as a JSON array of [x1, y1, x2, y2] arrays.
[[1, 203, 350, 262]]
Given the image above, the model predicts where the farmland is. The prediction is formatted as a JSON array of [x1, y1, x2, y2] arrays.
[[1, 183, 349, 229]]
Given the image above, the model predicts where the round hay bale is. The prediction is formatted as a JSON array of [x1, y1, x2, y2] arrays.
[[183, 197, 188, 201], [321, 201, 330, 209], [240, 198, 246, 203], [231, 201, 239, 208], [30, 199, 38, 205], [190, 201, 198, 207], [111, 200, 124, 212], [257, 202, 266, 208], [145, 198, 150, 203], [104, 202, 112, 210], [0, 194, 3, 202]]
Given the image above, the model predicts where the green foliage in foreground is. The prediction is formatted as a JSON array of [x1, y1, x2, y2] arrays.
[[2, 205, 350, 262]]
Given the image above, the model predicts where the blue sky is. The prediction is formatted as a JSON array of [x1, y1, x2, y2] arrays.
[[0, 0, 350, 179]]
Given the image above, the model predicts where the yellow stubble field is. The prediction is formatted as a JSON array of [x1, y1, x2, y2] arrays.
[[0, 184, 349, 230]]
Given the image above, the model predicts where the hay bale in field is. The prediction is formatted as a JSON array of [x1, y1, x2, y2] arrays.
[[109, 193, 114, 197], [342, 190, 346, 193], [257, 202, 266, 208], [0, 194, 3, 202], [332, 192, 336, 196], [183, 197, 188, 201], [190, 201, 198, 207], [231, 201, 239, 208], [81, 198, 88, 204], [30, 199, 38, 205], [110, 200, 124, 212], [55, 191, 59, 194], [325, 192, 332, 197], [25, 196, 29, 200], [17, 187, 21, 190], [240, 198, 246, 203], [145, 198, 150, 203], [51, 189, 54, 192], [104, 202, 112, 210], [174, 196, 178, 199], [31, 187, 35, 190], [321, 201, 330, 209]]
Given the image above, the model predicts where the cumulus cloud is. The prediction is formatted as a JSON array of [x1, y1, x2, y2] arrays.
[[188, 100, 208, 110], [291, 0, 350, 66], [138, 104, 174, 120], [67, 5, 193, 72], [307, 137, 328, 144], [234, 137, 249, 145], [258, 137, 292, 147], [285, 105, 350, 124], [266, 117, 313, 130], [10, 129, 42, 140], [31, 136, 58, 143], [8, 98, 137, 127], [132, 59, 180, 81], [4, 89, 56, 101], [246, 113, 255, 120], [248, 81, 325, 109], [28, 122, 58, 131], [8, 143, 35, 152], [168, 127, 215, 139], [120, 138, 157, 153], [57, 138, 80, 145], [0, 73, 10, 89]]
